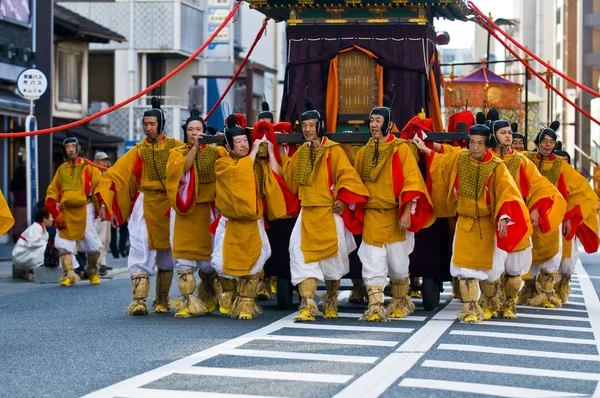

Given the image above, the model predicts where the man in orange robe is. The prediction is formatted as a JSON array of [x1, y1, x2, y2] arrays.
[[211, 114, 294, 320], [166, 107, 228, 318], [46, 135, 103, 287], [282, 99, 369, 322], [415, 123, 532, 323], [97, 98, 184, 315], [522, 123, 599, 307], [354, 99, 434, 322], [487, 111, 565, 318]]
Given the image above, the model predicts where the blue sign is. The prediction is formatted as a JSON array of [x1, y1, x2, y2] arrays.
[[124, 140, 137, 152]]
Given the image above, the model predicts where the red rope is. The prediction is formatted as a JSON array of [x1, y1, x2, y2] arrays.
[[468, 1, 600, 100], [1, 1, 243, 138], [83, 158, 107, 171], [480, 20, 600, 128], [205, 18, 269, 121]]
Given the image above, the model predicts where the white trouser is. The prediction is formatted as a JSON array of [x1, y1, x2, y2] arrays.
[[450, 233, 508, 282], [96, 220, 111, 266], [560, 238, 579, 275], [289, 210, 357, 286], [530, 231, 563, 278], [12, 245, 45, 271], [358, 233, 415, 286], [169, 208, 215, 273], [55, 203, 103, 256], [211, 216, 271, 279], [127, 192, 174, 276], [504, 237, 532, 277]]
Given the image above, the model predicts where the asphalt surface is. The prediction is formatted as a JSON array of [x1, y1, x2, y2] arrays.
[[2, 247, 600, 398]]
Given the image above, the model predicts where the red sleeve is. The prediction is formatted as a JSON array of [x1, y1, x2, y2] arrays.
[[109, 182, 124, 224], [272, 172, 300, 217], [175, 167, 195, 214], [496, 200, 529, 253], [531, 197, 554, 233], [564, 205, 584, 241], [519, 164, 530, 199], [46, 198, 59, 219], [133, 155, 143, 184], [557, 173, 568, 200], [84, 167, 92, 197], [577, 223, 600, 253], [208, 214, 222, 235], [338, 187, 367, 235], [394, 151, 433, 232]]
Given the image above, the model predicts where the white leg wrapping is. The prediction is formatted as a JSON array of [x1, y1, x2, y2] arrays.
[[358, 242, 387, 287], [127, 192, 158, 276]]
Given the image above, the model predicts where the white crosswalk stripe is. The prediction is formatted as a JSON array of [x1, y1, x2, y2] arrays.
[[84, 261, 600, 398]]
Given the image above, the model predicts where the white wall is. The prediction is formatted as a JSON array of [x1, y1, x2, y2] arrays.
[[113, 50, 132, 104], [165, 58, 202, 102]]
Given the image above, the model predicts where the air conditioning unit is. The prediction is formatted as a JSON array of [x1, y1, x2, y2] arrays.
[[89, 101, 110, 126]]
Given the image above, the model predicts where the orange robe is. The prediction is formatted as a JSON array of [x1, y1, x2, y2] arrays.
[[491, 150, 566, 252], [166, 144, 228, 260], [215, 154, 293, 276], [354, 135, 434, 247], [426, 149, 532, 270], [95, 136, 184, 250], [46, 158, 101, 241], [526, 152, 599, 264], [282, 137, 369, 263]]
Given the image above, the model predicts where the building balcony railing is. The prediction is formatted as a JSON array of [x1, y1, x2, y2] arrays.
[[59, 1, 204, 56]]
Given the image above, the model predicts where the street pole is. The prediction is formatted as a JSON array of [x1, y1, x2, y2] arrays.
[[35, 0, 53, 197], [128, 0, 135, 141], [524, 59, 529, 150], [25, 100, 38, 225]]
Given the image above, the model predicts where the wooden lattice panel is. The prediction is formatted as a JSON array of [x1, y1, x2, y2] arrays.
[[338, 50, 377, 116]]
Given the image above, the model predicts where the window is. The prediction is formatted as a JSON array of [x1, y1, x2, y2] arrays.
[[57, 48, 82, 104]]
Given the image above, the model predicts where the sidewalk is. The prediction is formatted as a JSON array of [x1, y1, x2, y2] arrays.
[[0, 249, 130, 293]]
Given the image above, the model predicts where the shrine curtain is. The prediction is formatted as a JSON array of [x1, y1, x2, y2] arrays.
[[281, 24, 440, 131]]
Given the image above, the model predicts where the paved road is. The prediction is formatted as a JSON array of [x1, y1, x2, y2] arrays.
[[2, 247, 600, 398]]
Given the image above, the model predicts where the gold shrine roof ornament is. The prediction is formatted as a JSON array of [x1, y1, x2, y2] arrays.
[[245, 0, 470, 24]]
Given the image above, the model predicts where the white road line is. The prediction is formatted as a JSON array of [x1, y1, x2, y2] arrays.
[[256, 334, 399, 347], [449, 330, 596, 345], [398, 378, 586, 397], [575, 274, 600, 280], [517, 313, 590, 322], [438, 344, 600, 361], [336, 312, 427, 322], [113, 388, 283, 398], [469, 321, 593, 332], [570, 294, 585, 298], [333, 300, 457, 398], [516, 305, 588, 313], [284, 323, 413, 333], [221, 348, 379, 364], [562, 301, 587, 307], [575, 261, 600, 397], [81, 314, 300, 398], [422, 360, 600, 381], [178, 367, 353, 383]]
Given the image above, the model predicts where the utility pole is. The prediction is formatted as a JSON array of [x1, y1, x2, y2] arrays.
[[35, 0, 54, 196]]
